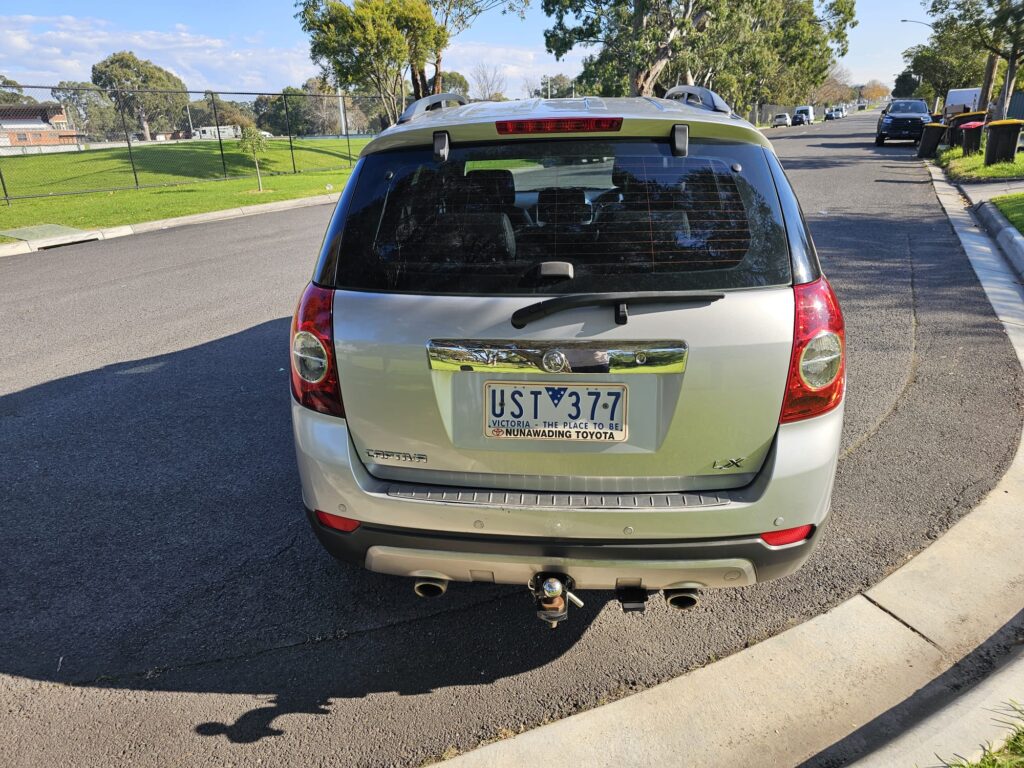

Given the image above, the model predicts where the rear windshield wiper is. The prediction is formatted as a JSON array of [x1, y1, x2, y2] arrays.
[[511, 291, 725, 329]]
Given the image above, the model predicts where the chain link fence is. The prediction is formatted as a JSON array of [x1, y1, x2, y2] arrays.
[[0, 84, 399, 201]]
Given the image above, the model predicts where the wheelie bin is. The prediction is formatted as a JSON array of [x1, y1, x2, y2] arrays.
[[960, 121, 985, 156], [918, 123, 947, 158], [984, 120, 1024, 166]]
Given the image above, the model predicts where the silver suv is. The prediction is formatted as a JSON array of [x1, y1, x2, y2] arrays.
[[291, 88, 845, 624]]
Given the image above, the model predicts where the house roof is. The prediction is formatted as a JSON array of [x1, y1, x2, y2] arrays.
[[0, 104, 66, 122]]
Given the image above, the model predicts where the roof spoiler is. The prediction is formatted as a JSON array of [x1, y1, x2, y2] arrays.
[[397, 93, 470, 124], [663, 86, 732, 115]]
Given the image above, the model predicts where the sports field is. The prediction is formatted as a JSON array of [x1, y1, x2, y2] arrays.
[[0, 137, 371, 198]]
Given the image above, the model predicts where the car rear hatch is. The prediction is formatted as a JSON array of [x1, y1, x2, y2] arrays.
[[327, 125, 795, 493]]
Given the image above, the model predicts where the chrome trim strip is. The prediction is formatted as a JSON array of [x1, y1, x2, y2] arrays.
[[426, 339, 688, 374], [387, 486, 726, 509]]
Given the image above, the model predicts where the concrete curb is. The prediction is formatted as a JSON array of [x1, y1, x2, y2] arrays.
[[975, 199, 1024, 278], [0, 191, 340, 259], [442, 168, 1024, 768]]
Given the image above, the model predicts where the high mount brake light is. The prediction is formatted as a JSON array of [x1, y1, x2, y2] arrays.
[[291, 283, 345, 418], [780, 277, 845, 423], [495, 117, 623, 135]]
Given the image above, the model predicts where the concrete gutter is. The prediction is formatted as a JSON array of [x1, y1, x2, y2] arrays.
[[0, 191, 340, 259], [444, 167, 1024, 768]]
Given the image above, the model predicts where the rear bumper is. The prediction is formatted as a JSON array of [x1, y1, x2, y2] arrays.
[[292, 399, 843, 589], [307, 507, 823, 589]]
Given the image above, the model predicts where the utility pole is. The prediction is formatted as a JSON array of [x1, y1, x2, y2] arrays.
[[186, 103, 194, 136]]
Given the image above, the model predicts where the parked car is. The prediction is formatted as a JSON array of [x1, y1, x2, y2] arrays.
[[824, 109, 837, 121], [772, 113, 792, 127], [291, 90, 845, 626], [875, 99, 931, 145], [792, 112, 807, 126], [794, 105, 815, 124]]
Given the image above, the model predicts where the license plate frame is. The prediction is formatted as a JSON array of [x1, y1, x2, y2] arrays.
[[483, 381, 628, 442]]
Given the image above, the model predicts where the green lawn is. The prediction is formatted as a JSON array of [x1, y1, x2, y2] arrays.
[[0, 137, 370, 198], [937, 145, 1024, 181], [995, 192, 1024, 234], [0, 168, 352, 243]]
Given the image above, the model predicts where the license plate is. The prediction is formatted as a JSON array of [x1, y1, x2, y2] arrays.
[[484, 382, 628, 441]]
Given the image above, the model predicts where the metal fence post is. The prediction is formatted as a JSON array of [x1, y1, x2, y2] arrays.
[[117, 92, 140, 189], [282, 94, 298, 174], [0, 163, 10, 205], [340, 93, 353, 167], [210, 93, 228, 179]]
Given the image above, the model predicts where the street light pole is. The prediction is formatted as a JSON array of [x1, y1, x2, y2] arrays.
[[899, 18, 934, 28]]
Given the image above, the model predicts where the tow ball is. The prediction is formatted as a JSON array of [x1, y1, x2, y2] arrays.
[[529, 572, 584, 628]]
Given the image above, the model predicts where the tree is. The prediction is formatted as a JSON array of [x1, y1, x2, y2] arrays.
[[299, 0, 448, 118], [91, 52, 188, 140], [1, 75, 35, 105], [810, 63, 856, 105], [424, 0, 528, 93], [470, 62, 507, 100], [428, 69, 469, 94], [928, 0, 1024, 118], [50, 81, 121, 138], [542, 0, 856, 98], [902, 21, 988, 108], [239, 126, 269, 192], [892, 69, 919, 98], [531, 73, 575, 98], [860, 79, 891, 102]]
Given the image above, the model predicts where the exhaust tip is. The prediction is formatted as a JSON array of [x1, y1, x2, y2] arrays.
[[664, 588, 700, 610], [414, 578, 448, 598]]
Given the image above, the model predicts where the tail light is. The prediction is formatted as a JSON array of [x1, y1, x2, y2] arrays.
[[291, 283, 345, 418], [780, 277, 845, 423]]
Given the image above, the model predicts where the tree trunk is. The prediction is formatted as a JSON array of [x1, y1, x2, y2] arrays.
[[999, 48, 1018, 121], [634, 56, 673, 97], [139, 111, 151, 142], [980, 52, 999, 114], [433, 54, 443, 94]]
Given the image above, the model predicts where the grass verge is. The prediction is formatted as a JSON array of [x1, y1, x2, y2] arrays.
[[0, 168, 352, 243], [943, 702, 1024, 768], [937, 146, 1024, 182], [994, 192, 1024, 234]]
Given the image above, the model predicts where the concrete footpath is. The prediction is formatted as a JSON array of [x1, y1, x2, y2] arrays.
[[444, 168, 1024, 768], [0, 191, 339, 258]]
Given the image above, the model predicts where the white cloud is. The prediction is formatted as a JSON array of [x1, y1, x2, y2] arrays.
[[0, 14, 317, 92], [445, 40, 587, 97]]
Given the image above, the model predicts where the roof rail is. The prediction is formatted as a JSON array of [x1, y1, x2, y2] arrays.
[[663, 86, 732, 115], [397, 93, 470, 124]]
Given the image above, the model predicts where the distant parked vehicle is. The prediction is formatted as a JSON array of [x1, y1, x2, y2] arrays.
[[824, 109, 837, 121], [794, 105, 815, 124], [875, 99, 930, 145], [772, 113, 792, 127], [193, 125, 242, 140], [792, 112, 807, 126]]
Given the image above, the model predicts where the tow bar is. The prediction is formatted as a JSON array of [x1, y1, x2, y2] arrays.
[[529, 572, 584, 628]]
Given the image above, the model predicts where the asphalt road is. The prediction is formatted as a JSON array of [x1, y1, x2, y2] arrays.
[[3, 110, 1023, 767]]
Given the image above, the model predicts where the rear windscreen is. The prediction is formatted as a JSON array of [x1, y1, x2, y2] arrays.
[[331, 139, 790, 294]]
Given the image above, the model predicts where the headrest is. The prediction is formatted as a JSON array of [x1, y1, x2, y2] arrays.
[[537, 187, 588, 224], [465, 169, 516, 206]]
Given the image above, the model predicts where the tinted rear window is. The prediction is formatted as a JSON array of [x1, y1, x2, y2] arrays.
[[890, 101, 929, 113], [330, 139, 790, 294]]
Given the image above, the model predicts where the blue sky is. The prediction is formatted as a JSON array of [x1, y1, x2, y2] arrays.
[[1, 0, 935, 95]]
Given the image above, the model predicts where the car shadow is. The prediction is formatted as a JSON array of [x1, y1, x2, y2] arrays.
[[0, 318, 599, 743]]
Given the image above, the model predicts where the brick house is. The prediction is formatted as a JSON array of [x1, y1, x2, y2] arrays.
[[0, 104, 78, 147]]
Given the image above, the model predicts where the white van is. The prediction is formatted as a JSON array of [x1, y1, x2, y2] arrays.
[[794, 106, 815, 124], [944, 88, 981, 117]]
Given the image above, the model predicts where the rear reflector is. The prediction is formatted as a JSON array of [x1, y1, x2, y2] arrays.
[[495, 117, 623, 135], [315, 510, 360, 532], [761, 525, 814, 546]]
